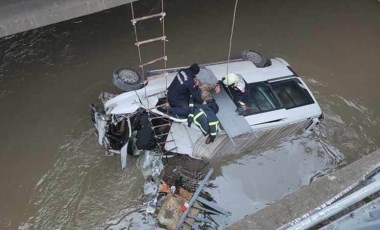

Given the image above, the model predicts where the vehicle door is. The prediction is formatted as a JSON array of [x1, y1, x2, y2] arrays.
[[243, 82, 287, 129], [268, 77, 317, 123]]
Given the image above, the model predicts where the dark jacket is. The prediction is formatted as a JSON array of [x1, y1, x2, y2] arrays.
[[135, 113, 156, 150], [167, 68, 202, 107], [187, 103, 219, 137]]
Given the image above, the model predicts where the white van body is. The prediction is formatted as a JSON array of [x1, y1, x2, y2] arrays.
[[92, 57, 322, 165]]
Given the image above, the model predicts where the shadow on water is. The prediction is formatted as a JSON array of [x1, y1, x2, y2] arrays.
[[0, 0, 379, 228]]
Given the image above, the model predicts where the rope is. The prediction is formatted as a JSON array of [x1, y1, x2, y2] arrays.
[[161, 0, 167, 73], [158, 0, 174, 159], [226, 0, 239, 76], [130, 3, 143, 68], [129, 0, 177, 158], [130, 2, 148, 108], [161, 0, 169, 114]]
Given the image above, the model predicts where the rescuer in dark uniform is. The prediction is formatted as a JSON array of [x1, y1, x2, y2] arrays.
[[187, 98, 220, 144], [167, 63, 202, 117]]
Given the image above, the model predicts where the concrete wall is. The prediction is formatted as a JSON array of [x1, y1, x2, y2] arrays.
[[0, 0, 135, 38], [228, 149, 380, 230]]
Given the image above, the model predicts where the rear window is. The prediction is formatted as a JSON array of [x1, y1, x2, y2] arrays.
[[269, 78, 314, 109]]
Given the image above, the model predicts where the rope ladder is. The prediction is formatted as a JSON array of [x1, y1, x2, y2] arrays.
[[130, 0, 178, 156]]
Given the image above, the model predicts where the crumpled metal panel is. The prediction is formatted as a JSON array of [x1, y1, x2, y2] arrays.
[[193, 119, 310, 159]]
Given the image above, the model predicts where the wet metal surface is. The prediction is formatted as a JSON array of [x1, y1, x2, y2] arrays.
[[0, 0, 379, 228]]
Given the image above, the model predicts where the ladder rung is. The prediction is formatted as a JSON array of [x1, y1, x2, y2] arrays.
[[147, 102, 168, 110], [146, 102, 169, 111], [149, 113, 173, 120], [154, 132, 172, 138], [139, 56, 167, 68], [151, 123, 171, 129], [149, 116, 169, 120], [145, 89, 167, 98], [135, 36, 167, 46], [157, 140, 175, 145], [131, 12, 166, 25], [165, 147, 178, 152]]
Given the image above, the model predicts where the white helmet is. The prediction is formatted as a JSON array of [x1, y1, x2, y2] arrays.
[[222, 73, 238, 86]]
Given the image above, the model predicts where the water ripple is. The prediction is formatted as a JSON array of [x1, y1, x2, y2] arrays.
[[22, 130, 147, 229]]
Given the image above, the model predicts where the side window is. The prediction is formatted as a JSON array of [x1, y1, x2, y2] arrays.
[[244, 83, 280, 115], [270, 79, 314, 109]]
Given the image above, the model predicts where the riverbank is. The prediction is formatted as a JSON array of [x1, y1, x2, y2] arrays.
[[228, 149, 380, 229]]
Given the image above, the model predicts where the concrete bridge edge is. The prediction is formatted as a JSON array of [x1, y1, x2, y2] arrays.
[[228, 149, 380, 230], [0, 0, 136, 38]]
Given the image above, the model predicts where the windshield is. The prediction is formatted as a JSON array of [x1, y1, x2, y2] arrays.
[[224, 77, 315, 116]]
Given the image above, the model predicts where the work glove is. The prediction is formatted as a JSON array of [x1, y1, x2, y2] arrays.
[[237, 107, 245, 115]]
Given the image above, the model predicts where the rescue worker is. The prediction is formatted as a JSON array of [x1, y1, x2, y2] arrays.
[[167, 63, 202, 117], [221, 72, 250, 114], [134, 112, 156, 150], [194, 79, 221, 113], [187, 99, 219, 144]]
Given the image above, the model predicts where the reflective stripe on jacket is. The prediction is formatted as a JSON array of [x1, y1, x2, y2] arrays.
[[188, 102, 219, 136]]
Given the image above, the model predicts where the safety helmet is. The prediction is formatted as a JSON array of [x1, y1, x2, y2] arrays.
[[222, 73, 238, 86]]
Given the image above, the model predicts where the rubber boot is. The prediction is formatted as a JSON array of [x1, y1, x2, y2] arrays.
[[205, 135, 216, 144]]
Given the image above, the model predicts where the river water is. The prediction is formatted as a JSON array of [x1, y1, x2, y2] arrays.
[[0, 0, 379, 229]]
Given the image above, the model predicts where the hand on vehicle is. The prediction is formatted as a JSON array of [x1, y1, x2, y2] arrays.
[[237, 107, 245, 115], [215, 84, 221, 93]]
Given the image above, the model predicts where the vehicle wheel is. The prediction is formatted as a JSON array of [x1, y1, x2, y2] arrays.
[[112, 68, 144, 92], [241, 50, 267, 68]]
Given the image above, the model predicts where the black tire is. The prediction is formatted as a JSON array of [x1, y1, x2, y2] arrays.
[[241, 50, 267, 68], [112, 68, 144, 92]]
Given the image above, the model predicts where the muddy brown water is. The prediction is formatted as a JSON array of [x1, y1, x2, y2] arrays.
[[0, 0, 379, 228]]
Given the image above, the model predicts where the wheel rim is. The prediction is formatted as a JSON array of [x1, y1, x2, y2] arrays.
[[119, 70, 139, 83], [245, 51, 263, 64]]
